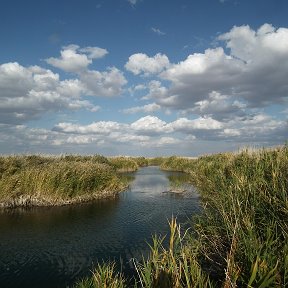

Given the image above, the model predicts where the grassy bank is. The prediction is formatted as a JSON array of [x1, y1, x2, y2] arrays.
[[108, 156, 139, 172], [0, 155, 137, 208], [75, 145, 288, 287]]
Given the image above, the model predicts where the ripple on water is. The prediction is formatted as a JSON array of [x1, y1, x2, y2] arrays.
[[0, 166, 200, 288]]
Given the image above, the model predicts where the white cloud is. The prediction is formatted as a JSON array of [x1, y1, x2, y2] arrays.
[[131, 115, 172, 135], [192, 91, 246, 120], [57, 79, 85, 98], [151, 27, 166, 35], [54, 121, 124, 135], [0, 62, 34, 98], [156, 137, 179, 146], [170, 117, 223, 132], [125, 53, 170, 75], [1, 24, 287, 155], [46, 45, 92, 72], [109, 132, 150, 144], [0, 44, 128, 124], [218, 24, 288, 62], [122, 103, 161, 114], [127, 0, 138, 5], [78, 46, 108, 59], [67, 100, 100, 112], [46, 45, 127, 97], [80, 67, 127, 97], [0, 63, 92, 124], [143, 23, 288, 118], [142, 80, 168, 101], [1, 111, 286, 155]]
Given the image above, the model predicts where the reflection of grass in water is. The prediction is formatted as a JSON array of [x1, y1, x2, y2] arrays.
[[168, 174, 190, 191], [119, 174, 135, 187]]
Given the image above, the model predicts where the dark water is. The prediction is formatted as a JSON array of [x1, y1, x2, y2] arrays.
[[0, 166, 200, 288]]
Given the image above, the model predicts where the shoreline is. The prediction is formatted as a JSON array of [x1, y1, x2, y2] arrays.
[[0, 185, 128, 209]]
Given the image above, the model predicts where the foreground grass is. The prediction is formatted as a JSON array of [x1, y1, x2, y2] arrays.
[[76, 262, 126, 288], [75, 145, 288, 287], [0, 155, 138, 208]]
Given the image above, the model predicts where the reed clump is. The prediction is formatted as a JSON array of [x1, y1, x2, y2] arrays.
[[160, 156, 192, 172], [161, 145, 288, 287], [0, 155, 129, 208], [75, 262, 126, 288], [134, 157, 149, 167], [147, 157, 165, 166], [108, 157, 139, 172], [134, 217, 213, 288]]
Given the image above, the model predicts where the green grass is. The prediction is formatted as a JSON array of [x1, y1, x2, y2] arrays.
[[160, 145, 288, 287], [75, 262, 126, 288], [108, 157, 139, 172], [0, 155, 131, 208], [2, 147, 287, 286], [74, 145, 288, 287]]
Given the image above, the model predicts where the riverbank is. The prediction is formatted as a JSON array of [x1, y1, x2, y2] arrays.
[[75, 145, 288, 287], [0, 155, 139, 208]]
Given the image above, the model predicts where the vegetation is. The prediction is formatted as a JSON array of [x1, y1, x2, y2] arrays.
[[134, 157, 149, 167], [74, 145, 288, 287], [1, 147, 287, 286], [147, 157, 165, 166], [186, 146, 288, 287], [75, 262, 126, 288], [160, 156, 192, 172], [108, 157, 139, 172], [0, 155, 136, 208]]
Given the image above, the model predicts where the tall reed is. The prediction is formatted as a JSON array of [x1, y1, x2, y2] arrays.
[[108, 157, 139, 172], [75, 262, 126, 288], [0, 155, 129, 207], [162, 145, 288, 287]]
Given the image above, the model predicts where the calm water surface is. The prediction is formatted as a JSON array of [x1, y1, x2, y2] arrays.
[[0, 166, 200, 287]]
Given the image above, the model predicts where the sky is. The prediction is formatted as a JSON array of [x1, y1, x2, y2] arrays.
[[0, 0, 287, 156]]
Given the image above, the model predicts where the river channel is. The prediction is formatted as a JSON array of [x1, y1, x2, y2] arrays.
[[0, 166, 200, 287]]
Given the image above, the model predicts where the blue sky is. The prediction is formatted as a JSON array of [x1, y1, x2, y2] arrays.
[[0, 0, 287, 156]]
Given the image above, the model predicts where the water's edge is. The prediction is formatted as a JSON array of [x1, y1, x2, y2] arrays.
[[0, 166, 200, 288]]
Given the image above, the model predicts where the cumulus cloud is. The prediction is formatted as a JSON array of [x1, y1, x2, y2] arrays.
[[1, 110, 286, 155], [192, 91, 246, 120], [0, 62, 94, 124], [52, 115, 214, 149], [0, 44, 127, 124], [0, 62, 34, 98], [222, 114, 288, 143], [46, 44, 108, 73], [143, 24, 288, 119], [53, 113, 287, 149], [125, 53, 170, 75], [46, 44, 127, 97], [131, 115, 172, 135], [80, 67, 127, 97], [1, 24, 287, 155], [46, 45, 92, 73]]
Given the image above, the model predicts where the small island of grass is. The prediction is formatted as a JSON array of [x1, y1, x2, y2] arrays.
[[0, 155, 141, 208]]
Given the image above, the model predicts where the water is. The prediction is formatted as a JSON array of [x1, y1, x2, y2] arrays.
[[0, 166, 200, 287]]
